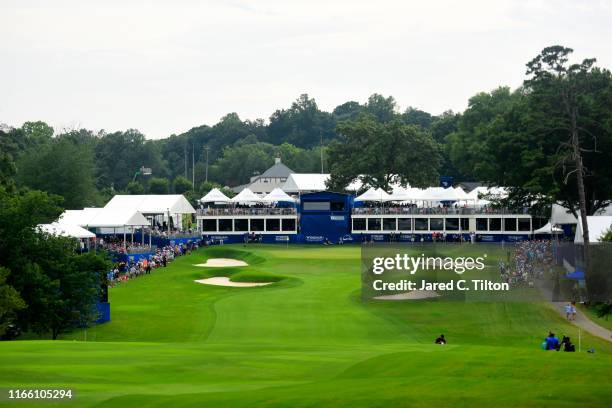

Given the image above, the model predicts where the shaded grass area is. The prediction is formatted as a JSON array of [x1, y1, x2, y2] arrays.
[[1, 244, 611, 407]]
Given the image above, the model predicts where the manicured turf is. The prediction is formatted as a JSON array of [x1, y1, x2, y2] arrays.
[[1, 244, 611, 407]]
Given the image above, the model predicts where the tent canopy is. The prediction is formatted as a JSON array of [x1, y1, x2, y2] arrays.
[[58, 208, 103, 227], [534, 222, 563, 234], [231, 188, 262, 203], [574, 216, 612, 243], [551, 204, 578, 225], [453, 186, 471, 200], [38, 222, 96, 239], [419, 187, 461, 202], [466, 186, 508, 200], [85, 208, 150, 228], [200, 188, 231, 203], [104, 194, 195, 214], [262, 188, 296, 203], [355, 187, 392, 202]]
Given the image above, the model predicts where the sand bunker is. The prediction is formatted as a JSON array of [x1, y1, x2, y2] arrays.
[[194, 258, 248, 268], [374, 290, 440, 300], [194, 277, 272, 287]]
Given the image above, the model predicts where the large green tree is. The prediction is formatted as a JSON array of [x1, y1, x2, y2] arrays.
[[16, 137, 99, 208], [148, 177, 170, 194], [95, 129, 167, 191], [266, 94, 336, 148], [0, 267, 26, 338], [327, 115, 441, 192], [0, 187, 109, 339], [523, 46, 612, 241]]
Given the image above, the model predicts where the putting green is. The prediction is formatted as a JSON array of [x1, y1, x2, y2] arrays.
[[1, 244, 611, 407]]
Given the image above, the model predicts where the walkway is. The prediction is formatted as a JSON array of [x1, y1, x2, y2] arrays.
[[551, 302, 612, 342]]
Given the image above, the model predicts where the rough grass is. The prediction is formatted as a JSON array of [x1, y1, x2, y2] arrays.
[[1, 244, 611, 407]]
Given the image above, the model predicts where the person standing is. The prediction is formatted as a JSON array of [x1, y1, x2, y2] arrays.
[[564, 303, 573, 320]]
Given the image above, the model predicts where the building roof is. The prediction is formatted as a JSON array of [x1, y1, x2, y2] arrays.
[[282, 173, 330, 193], [259, 160, 294, 178]]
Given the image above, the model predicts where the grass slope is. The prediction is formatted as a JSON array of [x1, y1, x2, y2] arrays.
[[1, 244, 611, 407]]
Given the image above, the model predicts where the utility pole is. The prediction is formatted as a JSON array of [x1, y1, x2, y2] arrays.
[[204, 146, 210, 183], [320, 131, 324, 173], [184, 143, 187, 178], [192, 142, 195, 189]]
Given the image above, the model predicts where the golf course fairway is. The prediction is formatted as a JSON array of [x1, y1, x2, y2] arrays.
[[1, 244, 611, 407]]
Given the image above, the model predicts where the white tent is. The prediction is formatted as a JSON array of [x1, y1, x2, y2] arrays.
[[534, 222, 563, 234], [38, 222, 96, 239], [282, 173, 330, 193], [58, 208, 103, 227], [104, 195, 195, 215], [345, 178, 363, 192], [421, 187, 461, 202], [454, 186, 471, 201], [467, 186, 508, 200], [389, 185, 419, 201], [355, 187, 392, 202], [200, 188, 231, 203], [262, 188, 296, 203], [550, 204, 578, 225], [231, 188, 262, 204], [85, 208, 150, 228], [574, 216, 612, 243]]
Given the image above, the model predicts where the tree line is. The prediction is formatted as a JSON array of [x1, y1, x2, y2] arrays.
[[1, 46, 611, 225]]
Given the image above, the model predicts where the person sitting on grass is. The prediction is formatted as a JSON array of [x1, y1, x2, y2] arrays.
[[545, 332, 560, 350], [561, 336, 576, 352], [435, 334, 446, 344]]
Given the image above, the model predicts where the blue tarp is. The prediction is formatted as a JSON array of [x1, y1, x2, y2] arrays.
[[566, 270, 585, 280]]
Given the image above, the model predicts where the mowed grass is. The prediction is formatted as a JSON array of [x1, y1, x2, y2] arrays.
[[1, 244, 611, 407]]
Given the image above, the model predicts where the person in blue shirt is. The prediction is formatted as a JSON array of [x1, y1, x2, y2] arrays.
[[545, 332, 560, 350]]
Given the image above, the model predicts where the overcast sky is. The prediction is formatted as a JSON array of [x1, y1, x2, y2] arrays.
[[1, 0, 611, 139]]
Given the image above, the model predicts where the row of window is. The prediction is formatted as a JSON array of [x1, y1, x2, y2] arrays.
[[201, 218, 297, 232], [352, 217, 532, 232]]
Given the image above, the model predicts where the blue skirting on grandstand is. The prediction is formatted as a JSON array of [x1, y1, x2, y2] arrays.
[[96, 302, 110, 324]]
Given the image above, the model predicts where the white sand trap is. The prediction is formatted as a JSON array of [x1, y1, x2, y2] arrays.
[[194, 258, 248, 268], [374, 290, 440, 300], [194, 277, 272, 287]]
